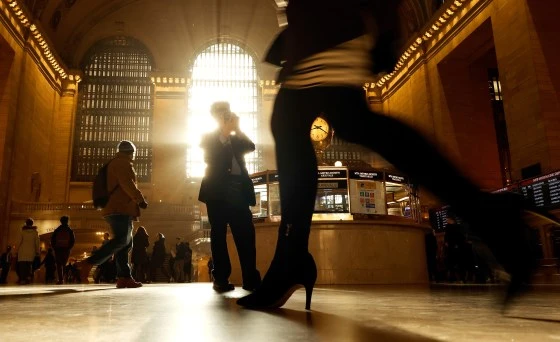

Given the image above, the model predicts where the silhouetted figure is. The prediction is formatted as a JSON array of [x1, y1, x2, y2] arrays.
[[65, 260, 80, 284], [238, 0, 545, 310], [444, 217, 467, 282], [150, 233, 171, 282], [77, 140, 148, 289], [95, 233, 111, 283], [131, 226, 150, 283], [17, 218, 40, 285], [51, 215, 76, 284], [425, 229, 438, 282], [199, 102, 261, 292], [184, 242, 193, 283], [173, 238, 187, 283], [41, 248, 56, 284], [0, 246, 13, 284]]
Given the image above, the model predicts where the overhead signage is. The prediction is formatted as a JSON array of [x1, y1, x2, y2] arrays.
[[318, 169, 347, 179], [385, 173, 408, 184], [429, 205, 451, 232], [251, 175, 267, 186], [489, 170, 560, 208], [349, 170, 383, 180], [518, 170, 560, 208]]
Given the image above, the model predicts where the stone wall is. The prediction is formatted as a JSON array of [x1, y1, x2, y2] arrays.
[[377, 0, 560, 194]]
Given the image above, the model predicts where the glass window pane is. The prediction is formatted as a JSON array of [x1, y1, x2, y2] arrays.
[[72, 36, 154, 182]]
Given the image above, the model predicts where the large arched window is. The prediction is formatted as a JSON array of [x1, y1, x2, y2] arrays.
[[186, 41, 261, 178], [72, 36, 154, 182]]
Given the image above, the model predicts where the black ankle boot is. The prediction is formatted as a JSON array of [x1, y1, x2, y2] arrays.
[[237, 223, 317, 310], [237, 251, 317, 310]]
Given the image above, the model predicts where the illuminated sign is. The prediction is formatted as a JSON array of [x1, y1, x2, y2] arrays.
[[318, 170, 347, 179], [349, 170, 383, 180]]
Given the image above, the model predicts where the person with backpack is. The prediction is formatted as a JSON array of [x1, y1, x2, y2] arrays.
[[78, 140, 148, 289], [51, 215, 76, 284]]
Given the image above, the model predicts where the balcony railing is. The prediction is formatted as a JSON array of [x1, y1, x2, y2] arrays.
[[10, 201, 201, 220]]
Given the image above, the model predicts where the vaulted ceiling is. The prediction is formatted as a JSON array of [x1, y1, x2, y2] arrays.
[[24, 0, 443, 74]]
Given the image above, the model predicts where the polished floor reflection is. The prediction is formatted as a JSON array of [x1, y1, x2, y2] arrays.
[[0, 284, 559, 341]]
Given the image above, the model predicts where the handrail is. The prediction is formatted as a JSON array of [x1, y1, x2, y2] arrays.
[[184, 228, 211, 246]]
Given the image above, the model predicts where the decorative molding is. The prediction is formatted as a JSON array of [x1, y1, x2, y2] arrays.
[[0, 0, 81, 87], [150, 73, 187, 99], [151, 74, 187, 87], [370, 0, 483, 99]]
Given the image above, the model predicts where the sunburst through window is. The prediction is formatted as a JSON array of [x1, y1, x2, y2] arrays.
[[186, 42, 260, 178]]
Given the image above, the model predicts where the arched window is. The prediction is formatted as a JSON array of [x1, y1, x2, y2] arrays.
[[72, 36, 154, 182], [186, 41, 261, 178]]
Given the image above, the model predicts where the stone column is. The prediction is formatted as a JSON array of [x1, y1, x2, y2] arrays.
[[49, 77, 79, 202], [151, 76, 189, 204], [0, 35, 18, 248]]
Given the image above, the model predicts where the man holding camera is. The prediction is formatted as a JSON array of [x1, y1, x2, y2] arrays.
[[198, 102, 261, 293]]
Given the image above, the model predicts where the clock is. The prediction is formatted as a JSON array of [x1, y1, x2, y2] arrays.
[[310, 116, 331, 142]]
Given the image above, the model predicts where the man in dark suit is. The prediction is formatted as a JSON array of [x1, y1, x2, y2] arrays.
[[198, 102, 261, 293]]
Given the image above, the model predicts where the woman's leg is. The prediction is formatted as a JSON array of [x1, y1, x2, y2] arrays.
[[270, 88, 322, 248], [238, 87, 320, 309]]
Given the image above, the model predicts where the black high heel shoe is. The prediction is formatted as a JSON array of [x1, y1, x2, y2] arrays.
[[237, 252, 317, 310]]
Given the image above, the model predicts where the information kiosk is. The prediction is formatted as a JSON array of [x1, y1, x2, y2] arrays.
[[250, 167, 418, 222]]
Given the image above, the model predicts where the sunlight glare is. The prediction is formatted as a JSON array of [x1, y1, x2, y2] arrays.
[[186, 43, 259, 178]]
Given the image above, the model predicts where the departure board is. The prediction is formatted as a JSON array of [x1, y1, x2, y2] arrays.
[[431, 171, 560, 231], [429, 205, 450, 232], [519, 171, 560, 208]]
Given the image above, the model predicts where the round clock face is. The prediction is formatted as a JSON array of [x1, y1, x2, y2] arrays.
[[310, 117, 330, 141]]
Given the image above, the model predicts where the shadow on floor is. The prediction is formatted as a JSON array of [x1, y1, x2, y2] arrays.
[[0, 286, 114, 300], [505, 315, 560, 324], [260, 308, 440, 342]]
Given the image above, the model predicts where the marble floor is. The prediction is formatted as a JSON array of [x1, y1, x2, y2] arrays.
[[0, 283, 559, 341]]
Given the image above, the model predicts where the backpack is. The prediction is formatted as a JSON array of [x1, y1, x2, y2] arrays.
[[92, 159, 116, 209], [54, 227, 71, 248]]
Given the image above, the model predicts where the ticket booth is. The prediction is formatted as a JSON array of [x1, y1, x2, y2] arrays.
[[250, 167, 417, 222]]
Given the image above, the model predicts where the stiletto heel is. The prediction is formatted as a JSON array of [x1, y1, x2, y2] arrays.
[[304, 281, 314, 310], [237, 252, 317, 310]]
